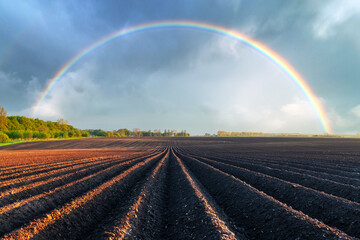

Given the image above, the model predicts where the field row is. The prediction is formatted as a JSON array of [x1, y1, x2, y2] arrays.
[[180, 149, 360, 203], [0, 144, 358, 239]]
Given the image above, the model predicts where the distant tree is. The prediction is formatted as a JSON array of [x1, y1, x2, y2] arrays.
[[47, 121, 56, 131], [153, 129, 161, 137], [163, 129, 172, 137], [7, 131, 23, 139], [116, 128, 131, 137], [217, 131, 231, 137], [87, 129, 107, 137], [204, 133, 211, 137], [57, 118, 69, 125], [0, 106, 8, 131], [73, 129, 81, 137], [0, 132, 10, 143], [37, 132, 49, 139], [124, 129, 131, 136], [176, 130, 189, 137], [57, 118, 70, 131], [142, 130, 150, 137], [81, 131, 90, 137], [133, 128, 141, 137], [23, 131, 33, 139], [37, 126, 49, 132], [97, 130, 107, 137]]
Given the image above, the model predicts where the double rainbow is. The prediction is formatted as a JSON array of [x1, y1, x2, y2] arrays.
[[32, 20, 332, 133]]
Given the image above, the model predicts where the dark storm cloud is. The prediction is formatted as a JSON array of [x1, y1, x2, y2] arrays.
[[1, 0, 360, 133], [0, 0, 308, 82]]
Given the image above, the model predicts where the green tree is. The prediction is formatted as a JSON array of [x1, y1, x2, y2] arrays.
[[37, 132, 49, 139], [153, 129, 161, 137], [0, 106, 8, 131], [73, 129, 81, 137], [7, 131, 23, 139], [217, 131, 231, 137], [7, 117, 21, 131], [133, 128, 141, 137], [0, 132, 10, 143], [81, 131, 90, 137], [23, 131, 33, 139], [57, 118, 71, 131]]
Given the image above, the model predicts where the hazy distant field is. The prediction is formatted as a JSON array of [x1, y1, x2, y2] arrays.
[[0, 137, 359, 239]]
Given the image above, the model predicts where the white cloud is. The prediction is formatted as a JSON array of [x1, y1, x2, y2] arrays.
[[188, 37, 323, 133], [32, 35, 329, 134], [281, 99, 314, 116], [34, 62, 103, 122], [325, 107, 360, 134], [350, 105, 360, 118], [314, 0, 360, 38]]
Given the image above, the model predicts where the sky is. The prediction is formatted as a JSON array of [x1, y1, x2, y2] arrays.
[[0, 0, 359, 135]]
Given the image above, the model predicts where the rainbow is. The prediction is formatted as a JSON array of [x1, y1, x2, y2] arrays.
[[32, 20, 332, 133]]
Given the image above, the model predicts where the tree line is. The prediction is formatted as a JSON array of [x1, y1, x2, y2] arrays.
[[0, 106, 190, 143], [0, 106, 91, 143], [215, 131, 265, 137], [87, 128, 189, 137]]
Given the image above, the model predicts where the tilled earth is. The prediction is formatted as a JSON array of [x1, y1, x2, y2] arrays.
[[0, 137, 359, 239]]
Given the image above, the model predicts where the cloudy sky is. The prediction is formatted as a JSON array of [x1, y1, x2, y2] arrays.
[[0, 0, 359, 135]]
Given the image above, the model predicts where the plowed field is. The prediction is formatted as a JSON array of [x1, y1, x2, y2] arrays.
[[0, 137, 359, 239]]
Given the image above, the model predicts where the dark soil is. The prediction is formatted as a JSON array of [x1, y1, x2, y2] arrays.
[[1, 137, 359, 239]]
